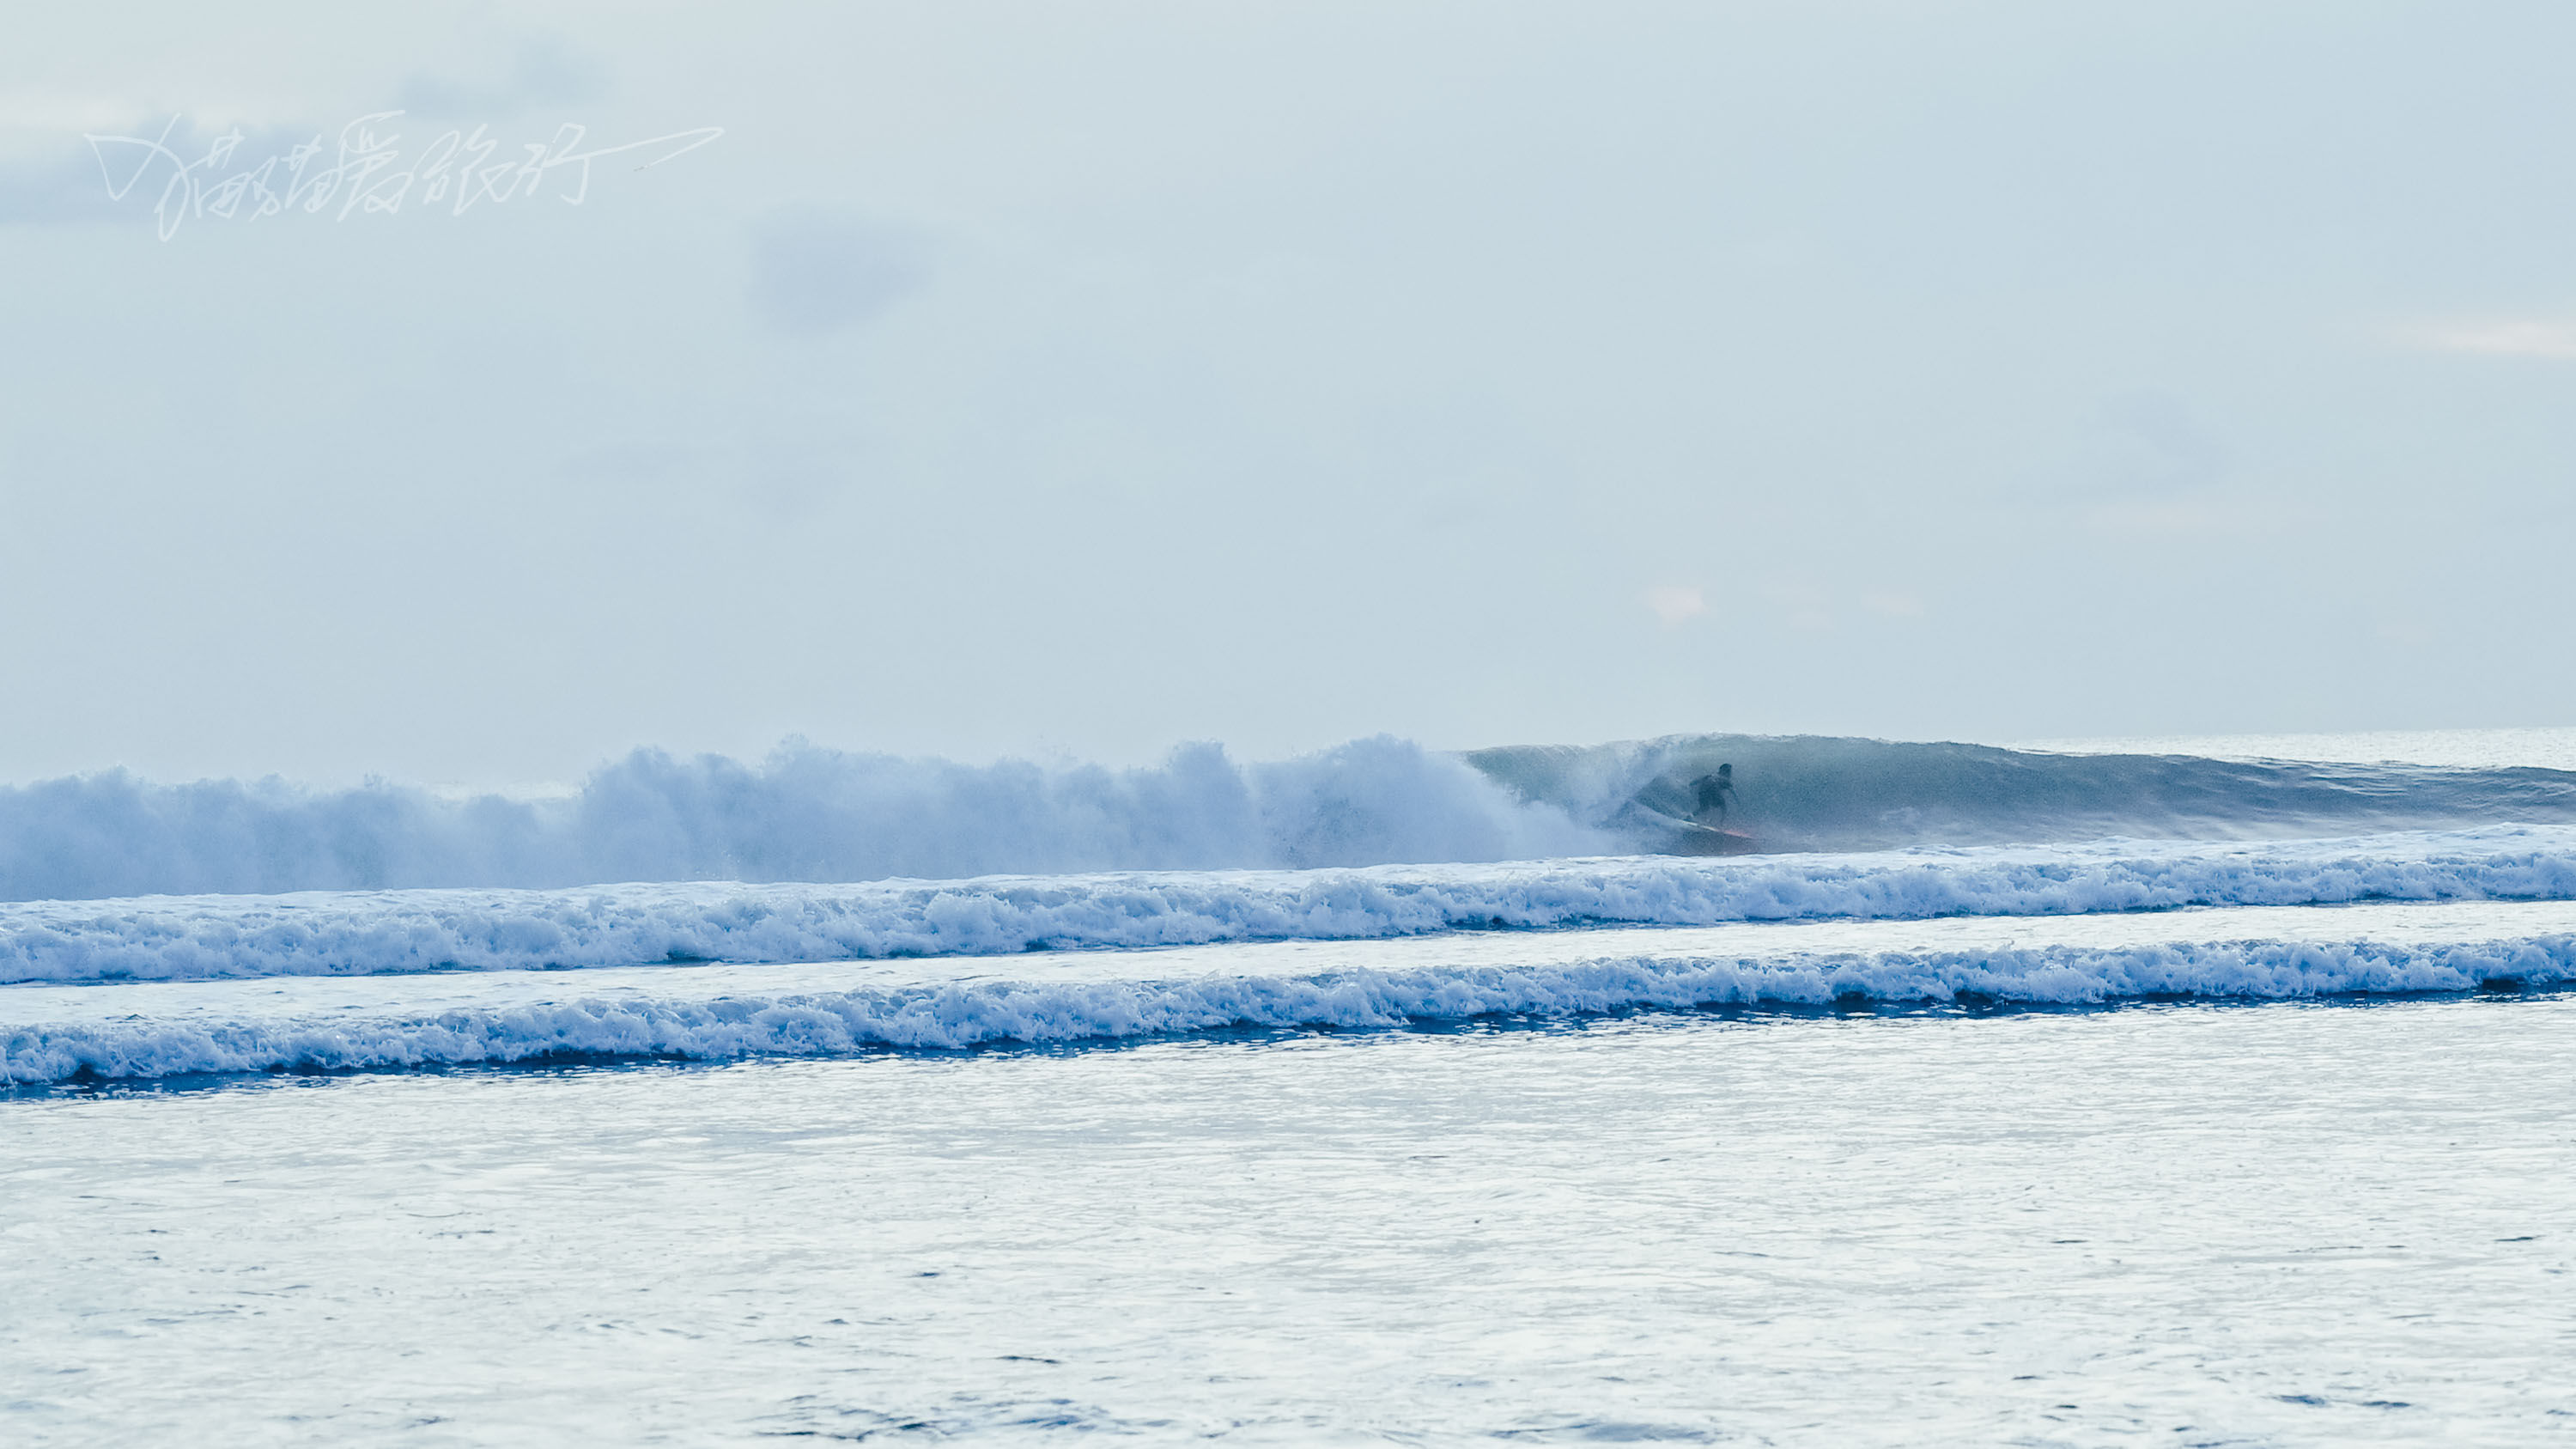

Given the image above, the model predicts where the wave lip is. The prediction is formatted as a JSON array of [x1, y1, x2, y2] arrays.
[[7, 933, 2569, 1086], [9, 825, 2576, 987], [0, 737, 1605, 903], [1471, 733, 2576, 852], [14, 731, 2576, 905]]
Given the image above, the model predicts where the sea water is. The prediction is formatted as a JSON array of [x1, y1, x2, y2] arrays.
[[6, 729, 2576, 1443], [8, 995, 2571, 1444]]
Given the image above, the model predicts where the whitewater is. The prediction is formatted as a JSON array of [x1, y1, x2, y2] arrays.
[[13, 729, 2576, 902], [11, 825, 2576, 1085], [9, 728, 2576, 1085], [9, 729, 2576, 1444], [10, 895, 2576, 1086]]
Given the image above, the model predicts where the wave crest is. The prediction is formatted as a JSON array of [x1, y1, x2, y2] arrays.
[[0, 737, 1601, 904], [9, 933, 2569, 1086], [11, 828, 2576, 985], [9, 732, 2576, 904]]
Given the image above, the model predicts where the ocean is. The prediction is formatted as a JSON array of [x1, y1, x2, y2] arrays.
[[6, 730, 2575, 1443]]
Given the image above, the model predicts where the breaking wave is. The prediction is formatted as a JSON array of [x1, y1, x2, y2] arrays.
[[1467, 734, 2576, 853], [9, 827, 2576, 986], [6, 732, 2576, 904], [9, 931, 2569, 1085], [0, 737, 1602, 904]]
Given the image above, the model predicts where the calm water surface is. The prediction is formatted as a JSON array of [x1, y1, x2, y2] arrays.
[[6, 994, 2571, 1445]]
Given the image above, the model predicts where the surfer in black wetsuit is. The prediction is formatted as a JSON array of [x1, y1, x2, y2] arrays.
[[1691, 764, 1736, 826]]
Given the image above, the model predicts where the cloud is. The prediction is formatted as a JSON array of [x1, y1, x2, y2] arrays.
[[1645, 585, 1705, 626], [2, 36, 615, 229], [394, 37, 608, 119], [2421, 320, 2576, 360], [0, 143, 125, 224], [1, 117, 324, 228], [2091, 391, 2225, 495], [2079, 496, 2285, 539], [748, 208, 931, 338]]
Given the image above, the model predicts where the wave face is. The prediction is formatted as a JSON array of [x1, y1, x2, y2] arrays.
[[8, 732, 2576, 904], [9, 827, 2576, 986], [1468, 734, 2576, 853]]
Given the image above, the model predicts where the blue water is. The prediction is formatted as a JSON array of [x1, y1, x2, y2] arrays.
[[6, 729, 2576, 1442]]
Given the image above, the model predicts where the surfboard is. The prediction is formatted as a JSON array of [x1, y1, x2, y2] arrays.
[[1618, 801, 1760, 855], [1656, 814, 1759, 855], [1668, 825, 1759, 856]]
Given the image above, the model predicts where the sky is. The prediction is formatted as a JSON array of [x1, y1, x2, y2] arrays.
[[3, 0, 2573, 788]]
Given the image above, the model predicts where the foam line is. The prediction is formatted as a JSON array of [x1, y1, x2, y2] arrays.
[[11, 826, 2576, 986], [8, 932, 2568, 1084]]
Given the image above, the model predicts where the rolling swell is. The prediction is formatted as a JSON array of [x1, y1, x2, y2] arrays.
[[5, 733, 2576, 905], [1468, 734, 2576, 852], [9, 828, 2576, 985], [9, 931, 2572, 1085]]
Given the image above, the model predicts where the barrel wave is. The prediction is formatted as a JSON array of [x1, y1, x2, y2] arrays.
[[9, 734, 2576, 904], [1466, 734, 2576, 853], [15, 733, 2576, 1087]]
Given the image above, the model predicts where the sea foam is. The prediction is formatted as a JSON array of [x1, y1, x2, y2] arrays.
[[7, 929, 2567, 1085], [12, 732, 2576, 904], [9, 826, 2576, 986]]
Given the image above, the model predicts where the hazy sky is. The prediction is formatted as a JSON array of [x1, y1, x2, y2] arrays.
[[4, 1, 2573, 786]]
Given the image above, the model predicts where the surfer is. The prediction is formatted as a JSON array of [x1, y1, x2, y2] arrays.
[[1691, 764, 1736, 826]]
